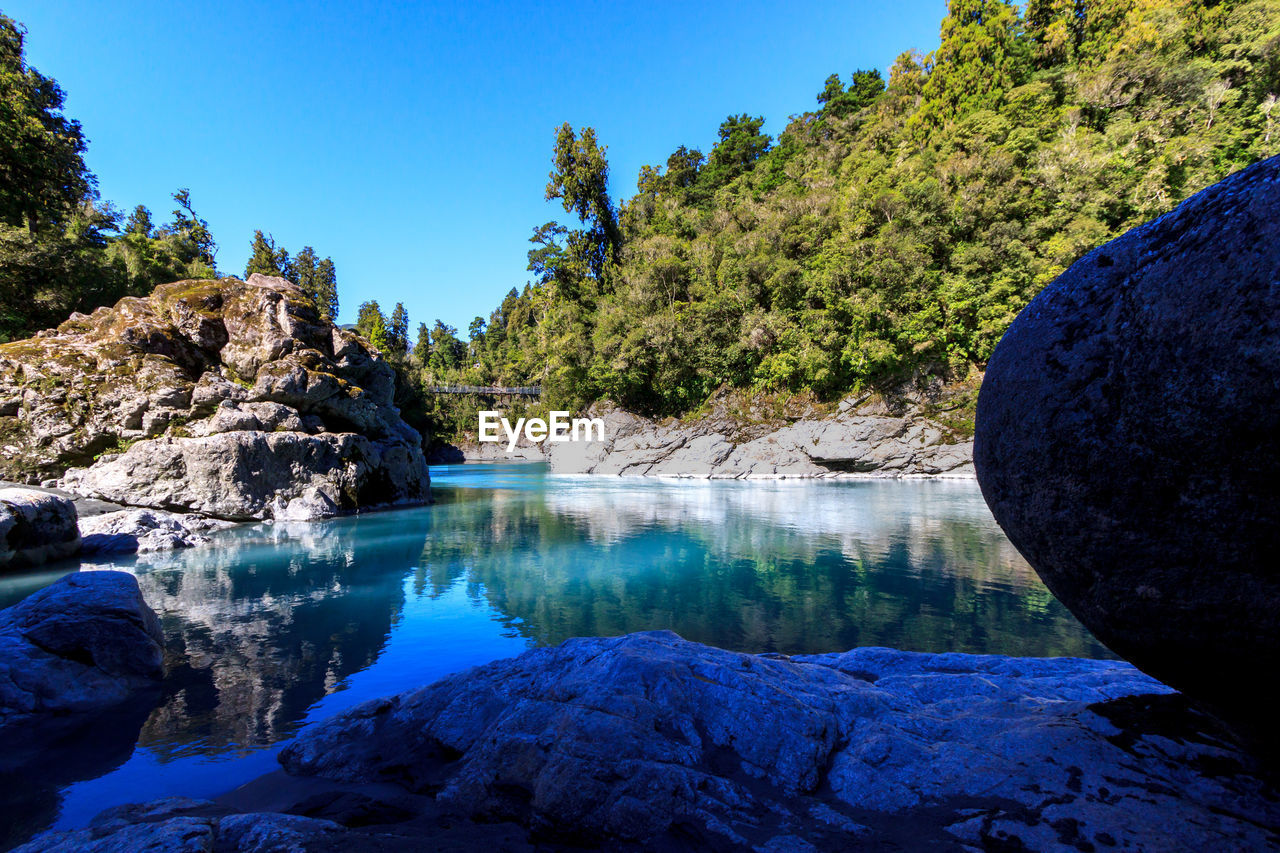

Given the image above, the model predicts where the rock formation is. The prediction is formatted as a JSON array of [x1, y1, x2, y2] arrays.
[[0, 488, 80, 568], [19, 632, 1279, 851], [450, 389, 975, 479], [974, 155, 1280, 743], [0, 275, 429, 520], [0, 571, 164, 723], [78, 509, 236, 556]]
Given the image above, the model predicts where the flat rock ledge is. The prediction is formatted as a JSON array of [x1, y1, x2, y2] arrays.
[[0, 571, 164, 724], [21, 632, 1280, 851]]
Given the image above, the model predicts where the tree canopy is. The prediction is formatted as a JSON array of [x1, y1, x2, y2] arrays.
[[405, 0, 1280, 440]]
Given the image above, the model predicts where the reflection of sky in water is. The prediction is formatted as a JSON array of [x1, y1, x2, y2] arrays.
[[0, 463, 1111, 846]]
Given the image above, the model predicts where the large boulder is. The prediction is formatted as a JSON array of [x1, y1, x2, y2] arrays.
[[0, 488, 79, 569], [0, 275, 429, 520], [974, 156, 1280, 742], [0, 571, 164, 722], [262, 631, 1277, 850]]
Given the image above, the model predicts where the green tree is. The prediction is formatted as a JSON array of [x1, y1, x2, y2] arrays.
[[546, 123, 621, 270], [0, 14, 92, 230], [170, 189, 215, 269], [356, 300, 388, 350], [695, 114, 771, 199], [412, 321, 431, 365], [388, 301, 409, 358], [245, 230, 288, 278], [313, 257, 338, 320], [125, 205, 153, 237]]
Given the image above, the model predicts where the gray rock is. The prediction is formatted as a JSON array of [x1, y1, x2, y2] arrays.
[[79, 509, 236, 556], [0, 275, 429, 520], [272, 631, 1278, 850], [0, 488, 80, 568], [546, 403, 973, 479], [0, 571, 164, 722], [974, 155, 1280, 744], [61, 430, 426, 522]]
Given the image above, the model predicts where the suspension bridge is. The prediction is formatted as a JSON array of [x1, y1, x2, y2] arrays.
[[426, 384, 542, 397]]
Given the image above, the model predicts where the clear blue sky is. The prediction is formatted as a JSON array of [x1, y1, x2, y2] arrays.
[[6, 0, 944, 329]]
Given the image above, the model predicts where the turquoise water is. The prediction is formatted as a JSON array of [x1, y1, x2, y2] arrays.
[[0, 463, 1110, 847]]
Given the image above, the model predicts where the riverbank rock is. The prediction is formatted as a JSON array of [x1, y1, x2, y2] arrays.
[[79, 509, 236, 556], [450, 393, 975, 479], [199, 631, 1276, 850], [0, 571, 164, 723], [0, 275, 429, 520], [0, 488, 79, 569], [974, 155, 1280, 744]]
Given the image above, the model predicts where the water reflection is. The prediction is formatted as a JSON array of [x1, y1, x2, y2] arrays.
[[127, 519, 427, 757], [0, 463, 1109, 847], [420, 466, 1106, 658]]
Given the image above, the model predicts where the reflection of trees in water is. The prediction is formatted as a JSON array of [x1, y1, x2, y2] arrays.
[[84, 516, 427, 759], [418, 481, 1111, 659]]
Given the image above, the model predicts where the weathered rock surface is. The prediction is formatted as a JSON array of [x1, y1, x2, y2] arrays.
[[0, 571, 164, 723], [253, 632, 1275, 850], [25, 632, 1277, 850], [975, 155, 1280, 744], [79, 509, 236, 556], [0, 275, 429, 520], [454, 393, 975, 479], [0, 488, 80, 568]]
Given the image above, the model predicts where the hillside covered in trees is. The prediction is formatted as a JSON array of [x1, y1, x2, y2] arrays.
[[381, 0, 1278, 440]]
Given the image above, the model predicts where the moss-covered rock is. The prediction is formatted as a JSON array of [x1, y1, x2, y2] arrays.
[[0, 275, 428, 519]]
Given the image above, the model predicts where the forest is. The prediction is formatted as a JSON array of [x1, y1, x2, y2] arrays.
[[3, 1, 1279, 444], [383, 0, 1279, 440]]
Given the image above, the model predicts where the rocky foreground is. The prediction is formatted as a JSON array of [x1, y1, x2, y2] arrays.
[[0, 275, 428, 522], [17, 632, 1280, 851]]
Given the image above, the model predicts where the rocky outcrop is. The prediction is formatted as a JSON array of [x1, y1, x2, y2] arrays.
[[458, 392, 975, 479], [24, 632, 1278, 851], [975, 155, 1280, 745], [0, 571, 164, 723], [0, 275, 429, 520], [79, 509, 236, 556], [0, 488, 80, 568]]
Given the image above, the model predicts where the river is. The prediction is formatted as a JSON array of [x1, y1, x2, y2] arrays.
[[0, 463, 1109, 847]]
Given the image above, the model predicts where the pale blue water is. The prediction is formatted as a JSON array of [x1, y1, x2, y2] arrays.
[[0, 463, 1110, 847]]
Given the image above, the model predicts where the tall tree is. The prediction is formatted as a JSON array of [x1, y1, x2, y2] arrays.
[[125, 205, 152, 237], [0, 13, 93, 230], [170, 189, 216, 269], [245, 230, 287, 278], [412, 321, 431, 365], [313, 257, 338, 321], [546, 123, 621, 267], [355, 300, 388, 350], [388, 301, 409, 358]]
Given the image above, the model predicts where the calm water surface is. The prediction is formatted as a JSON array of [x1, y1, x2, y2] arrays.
[[0, 463, 1110, 847]]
